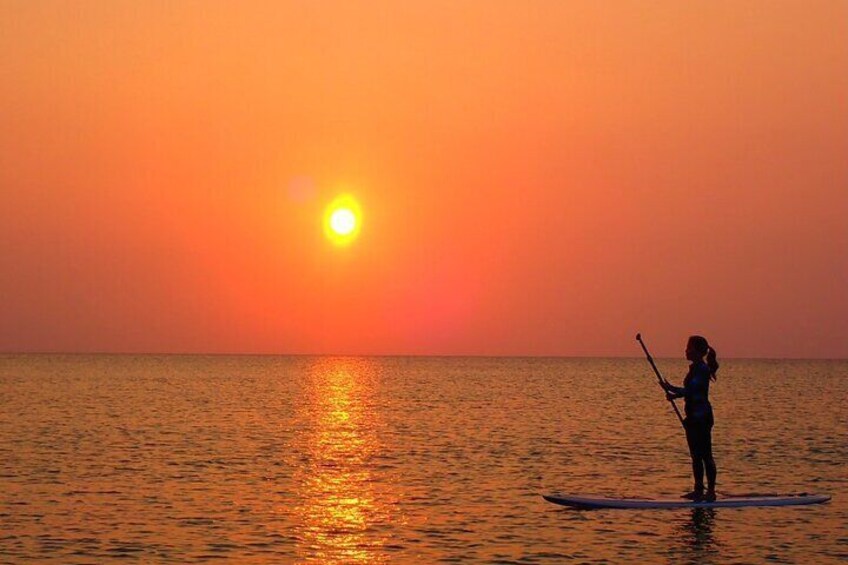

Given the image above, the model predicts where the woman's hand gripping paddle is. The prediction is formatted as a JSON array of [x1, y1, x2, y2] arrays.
[[636, 333, 685, 427]]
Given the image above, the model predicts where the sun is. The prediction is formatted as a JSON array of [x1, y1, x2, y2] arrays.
[[330, 208, 356, 235], [324, 194, 362, 246]]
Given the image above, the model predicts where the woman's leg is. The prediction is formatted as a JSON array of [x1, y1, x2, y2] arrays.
[[703, 424, 717, 492], [685, 420, 706, 492]]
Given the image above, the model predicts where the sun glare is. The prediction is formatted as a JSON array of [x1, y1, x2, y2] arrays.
[[330, 209, 356, 235], [324, 194, 362, 246]]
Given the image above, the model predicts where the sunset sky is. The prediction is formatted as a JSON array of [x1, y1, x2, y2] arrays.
[[2, 1, 846, 358]]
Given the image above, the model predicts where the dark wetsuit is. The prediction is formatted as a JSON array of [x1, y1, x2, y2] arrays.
[[668, 361, 717, 491]]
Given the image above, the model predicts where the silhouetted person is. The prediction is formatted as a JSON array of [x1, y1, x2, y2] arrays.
[[662, 336, 719, 501]]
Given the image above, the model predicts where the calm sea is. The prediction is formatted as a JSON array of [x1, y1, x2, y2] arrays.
[[0, 355, 845, 564]]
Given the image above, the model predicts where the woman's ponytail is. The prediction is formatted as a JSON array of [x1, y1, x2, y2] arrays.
[[706, 345, 719, 381]]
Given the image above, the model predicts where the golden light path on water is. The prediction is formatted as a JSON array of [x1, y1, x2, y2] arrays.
[[291, 358, 394, 563]]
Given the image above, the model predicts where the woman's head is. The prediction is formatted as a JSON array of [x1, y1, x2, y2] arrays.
[[687, 335, 719, 381]]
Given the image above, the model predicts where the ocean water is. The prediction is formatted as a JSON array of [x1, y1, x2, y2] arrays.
[[0, 355, 845, 564]]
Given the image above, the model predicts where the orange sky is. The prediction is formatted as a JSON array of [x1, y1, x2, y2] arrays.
[[2, 1, 846, 358]]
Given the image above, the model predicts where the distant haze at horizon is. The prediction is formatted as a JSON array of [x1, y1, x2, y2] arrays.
[[2, 351, 845, 362], [2, 2, 846, 359]]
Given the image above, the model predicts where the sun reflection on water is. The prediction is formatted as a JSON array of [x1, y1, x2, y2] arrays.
[[292, 358, 391, 563]]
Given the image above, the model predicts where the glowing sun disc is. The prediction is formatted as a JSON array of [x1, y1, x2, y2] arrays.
[[330, 208, 356, 235], [324, 194, 362, 246]]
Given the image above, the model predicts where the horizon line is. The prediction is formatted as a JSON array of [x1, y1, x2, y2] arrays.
[[0, 350, 845, 362]]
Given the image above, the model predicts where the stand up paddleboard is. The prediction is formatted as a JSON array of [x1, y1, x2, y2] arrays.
[[542, 493, 831, 509]]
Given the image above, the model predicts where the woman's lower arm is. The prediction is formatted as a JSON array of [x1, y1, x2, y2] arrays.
[[666, 384, 685, 396]]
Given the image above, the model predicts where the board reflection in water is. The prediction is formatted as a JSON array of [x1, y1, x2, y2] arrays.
[[679, 508, 718, 564]]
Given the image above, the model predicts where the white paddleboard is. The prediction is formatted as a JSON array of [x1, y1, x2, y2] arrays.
[[542, 493, 831, 509]]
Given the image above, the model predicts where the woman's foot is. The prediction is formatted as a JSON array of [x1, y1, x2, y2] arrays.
[[703, 489, 716, 502], [681, 489, 704, 501]]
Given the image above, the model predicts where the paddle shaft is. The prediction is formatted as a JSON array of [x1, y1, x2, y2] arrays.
[[636, 334, 684, 426]]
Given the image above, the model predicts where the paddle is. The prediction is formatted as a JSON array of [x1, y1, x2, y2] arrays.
[[636, 333, 684, 426]]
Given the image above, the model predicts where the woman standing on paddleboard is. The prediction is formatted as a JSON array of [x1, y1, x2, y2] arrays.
[[662, 336, 719, 501]]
